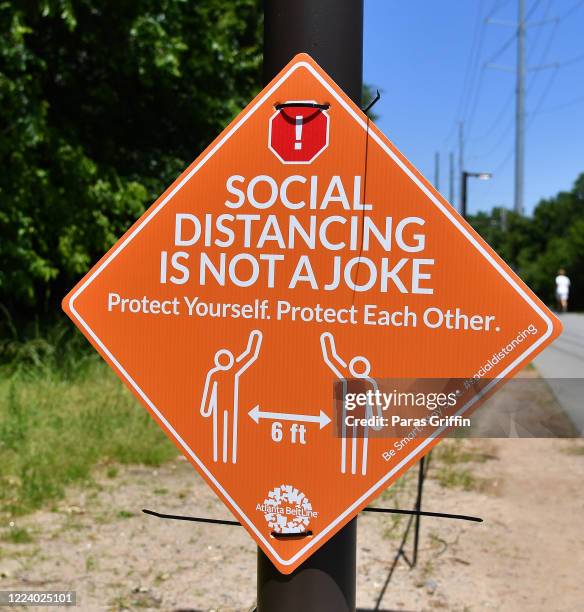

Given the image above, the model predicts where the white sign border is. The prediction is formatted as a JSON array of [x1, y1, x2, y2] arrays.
[[67, 59, 556, 569]]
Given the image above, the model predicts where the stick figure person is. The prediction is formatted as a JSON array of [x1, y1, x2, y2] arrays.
[[200, 330, 262, 464], [320, 332, 381, 476]]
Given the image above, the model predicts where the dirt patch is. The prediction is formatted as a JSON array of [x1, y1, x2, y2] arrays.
[[1, 437, 583, 611]]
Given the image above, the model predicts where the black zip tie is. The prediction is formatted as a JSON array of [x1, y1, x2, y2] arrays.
[[271, 530, 313, 539], [274, 102, 330, 110], [362, 89, 381, 114], [362, 507, 483, 523], [142, 508, 240, 526], [142, 506, 482, 526], [142, 509, 313, 538]]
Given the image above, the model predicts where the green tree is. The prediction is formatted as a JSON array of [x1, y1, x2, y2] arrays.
[[0, 0, 262, 323], [469, 173, 584, 310]]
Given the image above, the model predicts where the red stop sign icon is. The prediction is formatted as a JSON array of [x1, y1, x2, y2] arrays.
[[269, 102, 330, 164]]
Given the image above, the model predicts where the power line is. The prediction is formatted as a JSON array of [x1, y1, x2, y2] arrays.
[[460, 0, 512, 134], [535, 94, 584, 114], [469, 28, 561, 161], [468, 9, 548, 158], [453, 0, 582, 213], [467, 0, 563, 212], [557, 51, 584, 67], [470, 114, 515, 160], [484, 31, 517, 65], [470, 0, 549, 148], [526, 13, 559, 89], [463, 65, 487, 142], [527, 66, 560, 124], [442, 0, 513, 148], [488, 0, 514, 19], [479, 64, 561, 203], [462, 0, 517, 141], [560, 0, 584, 20], [463, 0, 548, 209], [469, 88, 514, 144], [525, 0, 552, 59], [525, 0, 544, 20], [442, 0, 487, 148], [522, 2, 582, 121]]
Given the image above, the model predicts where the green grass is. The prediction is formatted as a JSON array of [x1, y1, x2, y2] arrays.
[[117, 510, 135, 519], [85, 554, 98, 571], [0, 334, 177, 516], [1, 527, 35, 544], [435, 467, 481, 491], [433, 440, 495, 465], [563, 445, 584, 456], [433, 440, 494, 492]]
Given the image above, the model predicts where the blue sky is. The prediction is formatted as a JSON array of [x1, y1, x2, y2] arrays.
[[363, 0, 584, 215]]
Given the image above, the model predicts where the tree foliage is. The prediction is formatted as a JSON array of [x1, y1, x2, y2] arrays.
[[0, 0, 262, 319], [1, 0, 581, 331], [469, 173, 584, 310]]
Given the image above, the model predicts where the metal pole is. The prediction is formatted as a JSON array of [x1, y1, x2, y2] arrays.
[[257, 519, 357, 612], [514, 0, 525, 215], [461, 171, 468, 220], [412, 456, 426, 566], [259, 2, 363, 611], [434, 152, 440, 191], [263, 0, 363, 105], [458, 122, 464, 211], [449, 151, 455, 205]]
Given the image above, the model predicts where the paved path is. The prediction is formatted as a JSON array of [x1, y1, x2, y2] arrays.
[[534, 313, 584, 434]]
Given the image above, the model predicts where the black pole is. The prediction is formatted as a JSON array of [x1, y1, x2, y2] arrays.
[[412, 456, 425, 566], [257, 519, 357, 612], [258, 2, 363, 611], [263, 0, 364, 106], [461, 171, 468, 220]]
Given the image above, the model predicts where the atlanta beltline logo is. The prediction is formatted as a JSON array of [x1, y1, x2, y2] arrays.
[[258, 485, 317, 534]]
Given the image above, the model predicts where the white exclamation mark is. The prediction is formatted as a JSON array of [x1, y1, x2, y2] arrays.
[[294, 115, 303, 150]]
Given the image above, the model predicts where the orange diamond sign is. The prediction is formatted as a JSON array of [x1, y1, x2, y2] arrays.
[[63, 54, 561, 573]]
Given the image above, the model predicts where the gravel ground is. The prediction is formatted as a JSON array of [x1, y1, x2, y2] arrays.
[[1, 435, 583, 611]]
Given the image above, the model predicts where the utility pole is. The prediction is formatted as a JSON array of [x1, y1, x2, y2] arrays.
[[486, 0, 538, 215], [461, 171, 468, 219], [461, 171, 493, 220], [434, 152, 440, 190], [260, 2, 362, 611], [514, 0, 526, 215], [449, 152, 455, 205], [500, 207, 508, 231], [458, 122, 464, 214]]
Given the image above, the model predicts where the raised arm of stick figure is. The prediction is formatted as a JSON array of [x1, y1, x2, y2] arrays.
[[320, 332, 348, 378], [236, 330, 262, 375]]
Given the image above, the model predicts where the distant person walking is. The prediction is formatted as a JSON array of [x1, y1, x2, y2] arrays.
[[555, 269, 570, 313]]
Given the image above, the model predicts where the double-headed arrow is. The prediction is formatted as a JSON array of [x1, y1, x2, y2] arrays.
[[248, 405, 331, 429]]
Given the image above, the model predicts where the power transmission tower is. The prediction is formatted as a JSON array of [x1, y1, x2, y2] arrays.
[[486, 0, 559, 216], [458, 122, 464, 213], [515, 0, 525, 215], [434, 152, 440, 190], [449, 152, 455, 205]]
